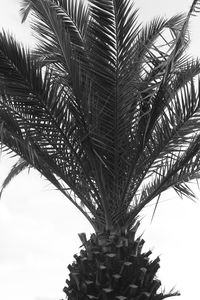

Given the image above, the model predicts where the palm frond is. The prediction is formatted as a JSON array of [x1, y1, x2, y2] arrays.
[[0, 32, 100, 227]]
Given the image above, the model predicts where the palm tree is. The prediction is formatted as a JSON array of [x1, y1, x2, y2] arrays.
[[0, 0, 200, 298]]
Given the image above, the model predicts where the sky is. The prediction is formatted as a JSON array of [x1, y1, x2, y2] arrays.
[[0, 1, 200, 300]]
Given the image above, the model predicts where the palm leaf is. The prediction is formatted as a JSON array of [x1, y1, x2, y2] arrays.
[[0, 32, 99, 227]]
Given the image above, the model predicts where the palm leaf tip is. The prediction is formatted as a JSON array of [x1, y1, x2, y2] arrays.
[[20, 1, 32, 23], [190, 0, 200, 16], [0, 158, 30, 198]]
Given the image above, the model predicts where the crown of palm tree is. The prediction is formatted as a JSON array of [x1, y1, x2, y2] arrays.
[[0, 0, 200, 232]]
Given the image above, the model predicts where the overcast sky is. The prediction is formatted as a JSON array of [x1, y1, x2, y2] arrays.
[[0, 1, 200, 300]]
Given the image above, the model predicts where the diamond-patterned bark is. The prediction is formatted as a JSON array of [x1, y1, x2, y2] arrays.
[[63, 226, 179, 299]]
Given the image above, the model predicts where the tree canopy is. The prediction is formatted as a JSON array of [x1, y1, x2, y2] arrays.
[[0, 0, 200, 231]]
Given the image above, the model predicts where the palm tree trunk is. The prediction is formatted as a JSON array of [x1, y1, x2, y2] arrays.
[[63, 224, 180, 300]]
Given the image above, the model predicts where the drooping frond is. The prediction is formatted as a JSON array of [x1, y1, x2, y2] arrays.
[[0, 31, 99, 228]]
